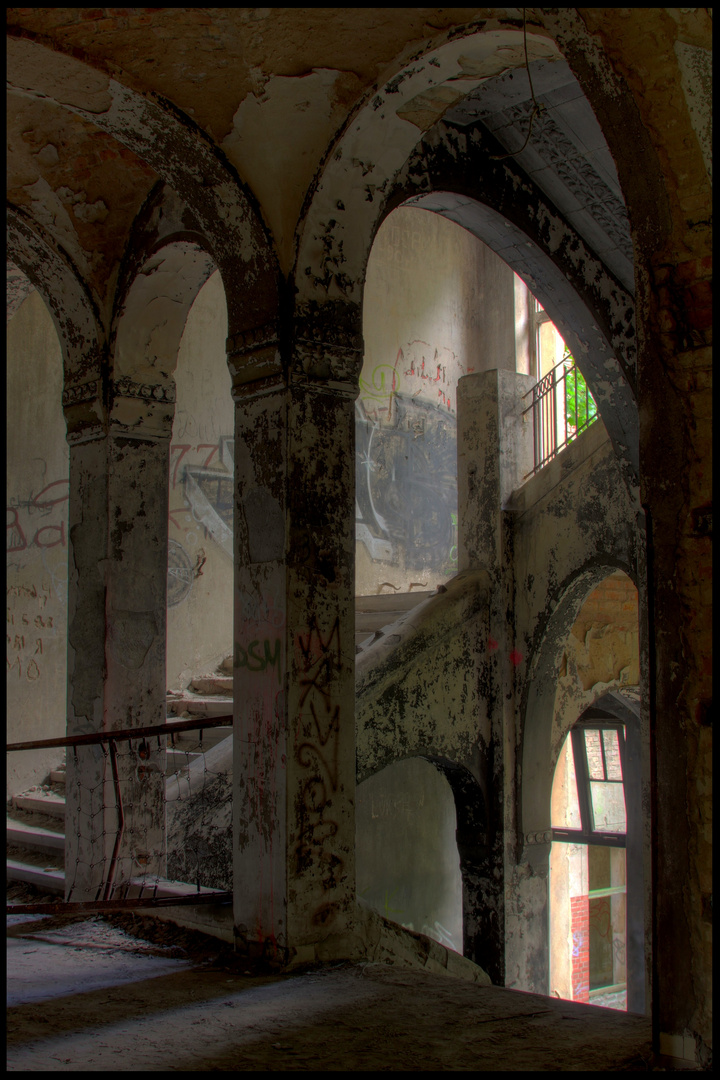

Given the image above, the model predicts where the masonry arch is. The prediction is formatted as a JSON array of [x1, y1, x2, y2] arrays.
[[522, 562, 638, 846], [387, 177, 637, 495], [112, 239, 217, 394], [293, 19, 645, 494], [549, 689, 645, 1013], [6, 205, 105, 398], [520, 564, 648, 1001], [7, 31, 281, 343], [356, 753, 490, 971]]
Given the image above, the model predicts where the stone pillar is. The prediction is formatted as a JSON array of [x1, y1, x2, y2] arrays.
[[63, 376, 174, 901], [229, 330, 357, 962], [457, 369, 535, 572], [457, 369, 535, 985]]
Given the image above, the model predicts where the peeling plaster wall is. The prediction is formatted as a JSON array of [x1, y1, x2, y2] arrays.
[[508, 426, 639, 996], [4, 7, 712, 1055], [559, 572, 639, 698], [355, 570, 491, 781], [7, 289, 69, 794], [6, 262, 36, 322], [510, 422, 637, 668], [549, 574, 639, 1006], [166, 270, 234, 691]]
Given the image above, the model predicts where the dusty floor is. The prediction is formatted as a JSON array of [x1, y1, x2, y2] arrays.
[[7, 885, 658, 1072]]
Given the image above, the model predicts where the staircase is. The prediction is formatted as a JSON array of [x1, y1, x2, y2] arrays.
[[6, 592, 434, 898]]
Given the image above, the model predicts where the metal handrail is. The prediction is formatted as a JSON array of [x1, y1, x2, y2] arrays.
[[6, 713, 232, 753], [523, 354, 598, 475], [7, 714, 234, 915]]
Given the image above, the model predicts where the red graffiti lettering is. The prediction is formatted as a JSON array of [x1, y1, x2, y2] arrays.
[[196, 443, 218, 468], [169, 444, 192, 487], [33, 522, 66, 548], [7, 507, 27, 553], [32, 479, 69, 509]]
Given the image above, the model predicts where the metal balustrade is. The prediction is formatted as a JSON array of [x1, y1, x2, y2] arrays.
[[523, 355, 599, 476], [6, 715, 233, 915]]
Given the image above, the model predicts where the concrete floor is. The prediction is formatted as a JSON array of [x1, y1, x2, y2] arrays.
[[6, 906, 658, 1072]]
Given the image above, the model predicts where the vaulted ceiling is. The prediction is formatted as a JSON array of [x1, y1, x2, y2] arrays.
[[7, 9, 640, 320]]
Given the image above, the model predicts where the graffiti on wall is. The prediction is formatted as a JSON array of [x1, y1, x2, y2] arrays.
[[356, 341, 466, 575], [167, 435, 234, 604], [6, 436, 234, 620], [7, 476, 68, 681], [356, 394, 458, 574], [294, 615, 345, 929], [6, 582, 57, 682], [7, 480, 68, 558]]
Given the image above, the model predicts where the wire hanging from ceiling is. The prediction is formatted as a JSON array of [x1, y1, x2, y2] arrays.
[[489, 8, 546, 161]]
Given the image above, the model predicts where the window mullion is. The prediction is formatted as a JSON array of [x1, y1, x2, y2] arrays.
[[571, 727, 594, 833]]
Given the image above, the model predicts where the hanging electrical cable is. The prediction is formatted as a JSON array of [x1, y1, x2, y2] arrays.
[[490, 8, 546, 161]]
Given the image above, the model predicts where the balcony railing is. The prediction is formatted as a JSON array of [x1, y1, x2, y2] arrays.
[[523, 355, 598, 475]]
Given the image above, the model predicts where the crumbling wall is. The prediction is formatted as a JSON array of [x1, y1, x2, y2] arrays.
[[355, 570, 491, 779]]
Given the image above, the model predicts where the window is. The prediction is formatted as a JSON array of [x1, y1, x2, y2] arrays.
[[551, 709, 630, 1008], [525, 298, 599, 475], [530, 296, 564, 379], [552, 714, 627, 847]]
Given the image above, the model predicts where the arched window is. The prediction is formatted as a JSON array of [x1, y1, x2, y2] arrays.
[[553, 710, 627, 847], [550, 705, 640, 1010]]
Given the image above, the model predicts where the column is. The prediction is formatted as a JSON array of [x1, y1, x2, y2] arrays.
[[457, 369, 535, 984], [229, 329, 358, 962], [63, 376, 174, 901]]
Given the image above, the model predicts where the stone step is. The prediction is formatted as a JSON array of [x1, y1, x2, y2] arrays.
[[12, 792, 66, 819], [167, 695, 234, 718], [355, 591, 434, 613], [7, 819, 64, 855], [165, 747, 202, 774], [354, 610, 421, 633], [49, 769, 66, 785], [189, 674, 234, 696], [165, 721, 233, 749], [7, 857, 65, 894], [6, 861, 228, 903]]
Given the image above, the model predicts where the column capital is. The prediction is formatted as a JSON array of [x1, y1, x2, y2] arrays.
[[63, 376, 176, 443], [226, 323, 283, 401], [109, 376, 175, 442], [292, 339, 362, 395], [63, 378, 105, 445]]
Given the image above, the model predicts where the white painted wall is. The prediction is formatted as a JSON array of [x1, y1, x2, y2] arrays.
[[7, 289, 69, 794], [356, 756, 463, 954], [166, 270, 234, 691], [357, 205, 529, 595]]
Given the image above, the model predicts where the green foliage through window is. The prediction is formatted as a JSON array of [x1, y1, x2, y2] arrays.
[[563, 345, 598, 435]]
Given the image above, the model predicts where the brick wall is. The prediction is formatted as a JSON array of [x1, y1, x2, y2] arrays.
[[571, 572, 638, 640], [570, 893, 590, 1003]]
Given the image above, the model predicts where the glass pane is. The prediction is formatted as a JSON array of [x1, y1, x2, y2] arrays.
[[584, 729, 605, 780], [538, 320, 558, 377], [551, 734, 582, 829], [603, 729, 623, 780], [590, 781, 626, 833]]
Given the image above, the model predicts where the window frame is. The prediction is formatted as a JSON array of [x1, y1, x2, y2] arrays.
[[552, 711, 627, 849]]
